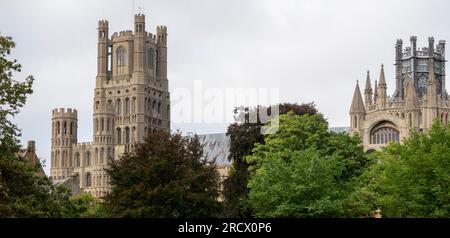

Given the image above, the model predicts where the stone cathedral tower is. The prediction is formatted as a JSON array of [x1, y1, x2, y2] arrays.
[[349, 36, 448, 152], [51, 14, 170, 198]]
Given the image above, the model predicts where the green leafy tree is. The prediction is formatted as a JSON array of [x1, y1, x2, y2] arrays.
[[68, 193, 109, 218], [104, 130, 222, 218], [0, 35, 79, 218], [222, 103, 319, 218], [0, 35, 34, 154], [245, 112, 368, 217], [350, 121, 450, 217]]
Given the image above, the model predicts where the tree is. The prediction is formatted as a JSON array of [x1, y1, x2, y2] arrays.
[[68, 193, 109, 218], [351, 121, 450, 217], [0, 35, 82, 218], [104, 130, 222, 218], [245, 112, 368, 217], [0, 35, 34, 154], [222, 102, 319, 217]]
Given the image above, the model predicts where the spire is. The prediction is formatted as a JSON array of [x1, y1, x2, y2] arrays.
[[405, 79, 419, 111], [374, 80, 378, 100], [377, 64, 387, 110], [350, 80, 365, 114], [378, 64, 386, 86], [364, 70, 372, 92], [364, 70, 372, 108]]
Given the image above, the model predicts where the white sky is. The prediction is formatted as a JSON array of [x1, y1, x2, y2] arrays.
[[1, 0, 449, 175]]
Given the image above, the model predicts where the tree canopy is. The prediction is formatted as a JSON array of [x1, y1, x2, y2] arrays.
[[245, 112, 368, 217], [222, 102, 319, 217], [349, 121, 450, 217], [104, 131, 222, 218]]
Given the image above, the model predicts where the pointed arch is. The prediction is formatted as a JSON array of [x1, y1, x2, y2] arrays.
[[117, 47, 126, 66]]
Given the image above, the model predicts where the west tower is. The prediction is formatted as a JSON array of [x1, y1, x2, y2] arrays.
[[50, 14, 170, 198]]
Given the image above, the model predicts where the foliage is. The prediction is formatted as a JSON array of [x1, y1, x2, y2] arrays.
[[0, 35, 34, 154], [349, 121, 450, 217], [0, 153, 77, 217], [245, 112, 368, 217], [68, 193, 109, 218], [222, 102, 319, 218], [104, 130, 222, 218]]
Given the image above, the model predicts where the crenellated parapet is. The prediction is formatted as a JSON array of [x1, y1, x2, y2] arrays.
[[73, 142, 93, 150], [52, 108, 78, 119]]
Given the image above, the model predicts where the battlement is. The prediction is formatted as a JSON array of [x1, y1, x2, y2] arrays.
[[98, 20, 109, 29], [157, 25, 167, 35], [146, 32, 156, 42], [135, 13, 145, 23], [74, 142, 93, 149], [111, 30, 134, 41], [398, 36, 446, 58], [52, 108, 78, 118]]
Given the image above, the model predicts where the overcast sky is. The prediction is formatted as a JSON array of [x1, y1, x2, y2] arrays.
[[1, 0, 449, 175]]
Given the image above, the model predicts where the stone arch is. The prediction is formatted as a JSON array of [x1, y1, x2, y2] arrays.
[[369, 120, 400, 145]]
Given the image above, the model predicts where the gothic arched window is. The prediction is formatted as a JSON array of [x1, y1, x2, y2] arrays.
[[95, 148, 99, 165], [86, 173, 92, 187], [85, 152, 91, 166], [100, 148, 104, 164], [125, 127, 130, 144], [116, 99, 122, 115], [132, 97, 136, 113], [117, 127, 122, 144], [125, 98, 130, 115], [75, 153, 80, 167], [370, 121, 400, 145], [418, 74, 427, 97], [148, 48, 154, 69], [117, 47, 126, 66], [63, 121, 67, 134]]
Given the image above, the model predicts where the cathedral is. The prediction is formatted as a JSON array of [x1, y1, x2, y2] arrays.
[[50, 14, 170, 198], [350, 36, 448, 152]]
